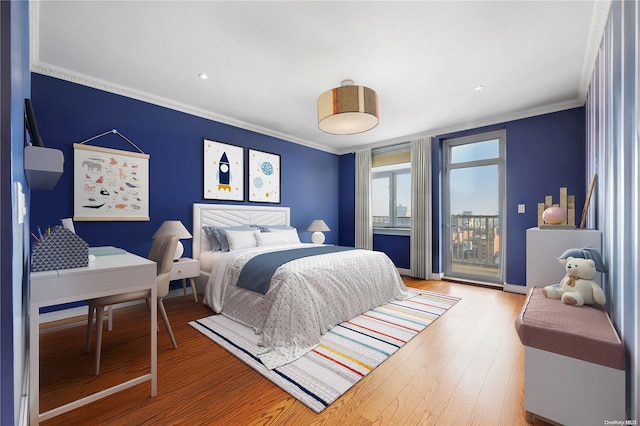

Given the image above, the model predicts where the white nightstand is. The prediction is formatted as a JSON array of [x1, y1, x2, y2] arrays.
[[171, 258, 200, 302]]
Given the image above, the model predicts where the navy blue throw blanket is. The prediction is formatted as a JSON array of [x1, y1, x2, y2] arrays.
[[236, 246, 355, 294]]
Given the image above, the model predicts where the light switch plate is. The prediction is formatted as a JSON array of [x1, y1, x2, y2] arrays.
[[518, 204, 526, 214]]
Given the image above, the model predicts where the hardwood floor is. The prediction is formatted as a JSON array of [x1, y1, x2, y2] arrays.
[[38, 279, 552, 425]]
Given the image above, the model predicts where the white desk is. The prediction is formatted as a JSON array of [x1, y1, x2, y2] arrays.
[[29, 248, 157, 425]]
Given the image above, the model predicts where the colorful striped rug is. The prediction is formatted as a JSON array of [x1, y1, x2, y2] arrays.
[[190, 290, 459, 413]]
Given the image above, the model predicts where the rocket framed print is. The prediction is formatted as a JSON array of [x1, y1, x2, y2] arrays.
[[203, 139, 244, 201], [249, 149, 280, 203]]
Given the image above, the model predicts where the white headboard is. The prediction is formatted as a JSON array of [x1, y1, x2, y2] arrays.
[[192, 204, 290, 258]]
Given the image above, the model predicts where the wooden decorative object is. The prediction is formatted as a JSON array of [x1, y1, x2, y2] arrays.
[[580, 174, 597, 229], [537, 203, 545, 227], [538, 187, 576, 228], [567, 195, 575, 226], [559, 187, 567, 224]]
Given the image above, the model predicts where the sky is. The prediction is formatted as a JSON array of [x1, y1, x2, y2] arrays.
[[448, 139, 500, 216]]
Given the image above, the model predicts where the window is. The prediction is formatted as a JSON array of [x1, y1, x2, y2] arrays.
[[371, 144, 411, 231], [443, 130, 505, 285]]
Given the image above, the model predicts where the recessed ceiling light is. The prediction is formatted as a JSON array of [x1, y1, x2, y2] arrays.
[[199, 73, 209, 80], [474, 85, 484, 91]]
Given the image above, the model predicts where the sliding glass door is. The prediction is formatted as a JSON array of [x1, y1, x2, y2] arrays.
[[443, 130, 505, 285]]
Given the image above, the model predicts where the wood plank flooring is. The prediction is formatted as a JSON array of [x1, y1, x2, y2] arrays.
[[38, 279, 552, 425]]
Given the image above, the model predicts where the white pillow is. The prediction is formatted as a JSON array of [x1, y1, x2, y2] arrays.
[[255, 232, 290, 247], [278, 228, 301, 244], [225, 229, 259, 251]]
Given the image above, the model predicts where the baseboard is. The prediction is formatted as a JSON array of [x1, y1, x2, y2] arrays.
[[39, 287, 192, 324], [503, 283, 528, 294], [397, 270, 444, 281], [397, 267, 410, 276]]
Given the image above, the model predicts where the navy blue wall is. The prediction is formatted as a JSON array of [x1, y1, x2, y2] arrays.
[[339, 107, 586, 287], [338, 153, 355, 247], [374, 234, 410, 269], [30, 74, 341, 259]]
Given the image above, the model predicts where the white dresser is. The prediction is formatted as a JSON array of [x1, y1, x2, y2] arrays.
[[526, 227, 602, 290]]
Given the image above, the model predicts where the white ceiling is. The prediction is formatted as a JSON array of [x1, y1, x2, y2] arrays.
[[30, 1, 610, 154]]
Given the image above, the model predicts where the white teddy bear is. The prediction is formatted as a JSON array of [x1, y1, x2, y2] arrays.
[[542, 256, 606, 306]]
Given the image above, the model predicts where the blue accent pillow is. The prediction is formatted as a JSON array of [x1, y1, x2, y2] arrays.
[[203, 226, 221, 251], [257, 224, 293, 232]]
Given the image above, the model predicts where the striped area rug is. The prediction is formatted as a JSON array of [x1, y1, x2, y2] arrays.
[[190, 290, 459, 413]]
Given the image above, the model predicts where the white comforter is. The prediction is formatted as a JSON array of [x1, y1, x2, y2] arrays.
[[201, 244, 411, 369]]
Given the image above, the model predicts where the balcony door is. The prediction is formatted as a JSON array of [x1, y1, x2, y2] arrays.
[[443, 130, 505, 286]]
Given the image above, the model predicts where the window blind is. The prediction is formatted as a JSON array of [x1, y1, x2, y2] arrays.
[[372, 143, 410, 167]]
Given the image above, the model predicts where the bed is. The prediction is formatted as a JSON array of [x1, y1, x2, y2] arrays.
[[192, 203, 412, 369]]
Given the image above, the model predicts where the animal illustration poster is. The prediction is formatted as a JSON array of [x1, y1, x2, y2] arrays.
[[73, 144, 150, 221], [249, 149, 280, 203], [203, 139, 244, 201]]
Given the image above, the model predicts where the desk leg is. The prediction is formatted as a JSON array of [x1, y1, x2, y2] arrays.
[[29, 303, 40, 425], [150, 286, 157, 397]]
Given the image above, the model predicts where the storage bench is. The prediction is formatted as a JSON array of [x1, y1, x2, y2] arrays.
[[515, 287, 625, 425]]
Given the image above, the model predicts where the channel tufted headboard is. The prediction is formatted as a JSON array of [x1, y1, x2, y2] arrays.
[[192, 203, 290, 259]]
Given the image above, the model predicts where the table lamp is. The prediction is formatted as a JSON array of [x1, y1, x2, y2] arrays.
[[152, 220, 192, 260], [307, 219, 330, 244]]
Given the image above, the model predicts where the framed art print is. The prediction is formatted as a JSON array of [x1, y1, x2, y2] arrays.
[[249, 149, 280, 203], [73, 144, 150, 221], [203, 139, 244, 201]]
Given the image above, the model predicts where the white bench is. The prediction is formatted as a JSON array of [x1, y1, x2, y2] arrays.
[[515, 287, 626, 425]]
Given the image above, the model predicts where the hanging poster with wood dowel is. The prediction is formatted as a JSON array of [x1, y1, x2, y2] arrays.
[[73, 143, 150, 221]]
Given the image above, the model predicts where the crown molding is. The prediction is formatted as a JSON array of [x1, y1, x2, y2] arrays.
[[32, 62, 584, 158], [578, 0, 612, 101], [336, 98, 584, 155], [29, 62, 340, 155]]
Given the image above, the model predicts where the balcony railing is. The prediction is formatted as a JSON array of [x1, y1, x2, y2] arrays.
[[450, 214, 499, 272]]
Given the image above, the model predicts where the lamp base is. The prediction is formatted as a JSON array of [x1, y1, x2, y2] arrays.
[[174, 241, 184, 261], [311, 231, 325, 244]]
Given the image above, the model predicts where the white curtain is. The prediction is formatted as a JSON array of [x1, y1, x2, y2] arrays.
[[410, 137, 432, 279], [355, 148, 372, 250]]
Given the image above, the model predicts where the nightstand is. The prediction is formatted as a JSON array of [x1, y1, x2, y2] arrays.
[[171, 258, 200, 302]]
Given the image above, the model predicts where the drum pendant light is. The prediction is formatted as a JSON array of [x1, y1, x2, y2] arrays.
[[317, 80, 379, 135]]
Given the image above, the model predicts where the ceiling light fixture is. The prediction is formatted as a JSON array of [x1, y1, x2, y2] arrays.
[[317, 79, 378, 135], [474, 85, 484, 91], [199, 73, 209, 80]]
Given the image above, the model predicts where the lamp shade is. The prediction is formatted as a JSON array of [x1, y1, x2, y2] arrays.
[[152, 220, 192, 239], [152, 220, 192, 260], [307, 220, 330, 232], [317, 80, 378, 135]]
